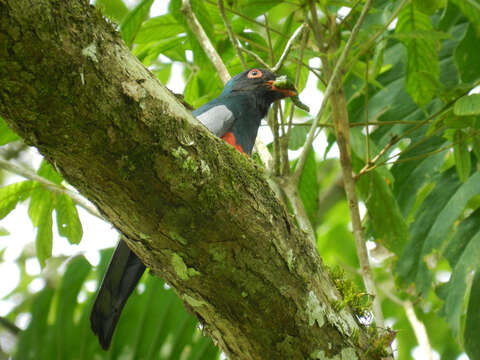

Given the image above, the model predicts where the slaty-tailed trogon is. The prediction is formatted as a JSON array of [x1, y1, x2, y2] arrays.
[[90, 68, 297, 350]]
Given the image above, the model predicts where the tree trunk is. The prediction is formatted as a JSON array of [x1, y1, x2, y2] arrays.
[[0, 0, 384, 358]]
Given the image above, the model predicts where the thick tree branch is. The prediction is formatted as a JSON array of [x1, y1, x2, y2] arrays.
[[0, 1, 386, 358]]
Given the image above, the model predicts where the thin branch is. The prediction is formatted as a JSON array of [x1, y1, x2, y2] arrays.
[[264, 15, 275, 64], [364, 58, 370, 164], [380, 286, 434, 360], [294, 0, 373, 181], [218, 0, 247, 70], [205, 0, 289, 38], [283, 31, 309, 176], [0, 316, 21, 335], [282, 179, 316, 244], [269, 103, 281, 176], [239, 47, 271, 68], [272, 23, 309, 72], [308, 0, 388, 336], [181, 0, 230, 84], [355, 135, 398, 179], [378, 129, 479, 170], [0, 157, 102, 219]]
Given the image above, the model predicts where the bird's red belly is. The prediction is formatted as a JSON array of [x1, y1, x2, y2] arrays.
[[221, 132, 245, 153]]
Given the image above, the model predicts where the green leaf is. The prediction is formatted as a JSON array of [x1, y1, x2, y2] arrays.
[[55, 256, 92, 356], [56, 194, 83, 245], [397, 169, 480, 294], [135, 14, 185, 44], [0, 181, 34, 220], [38, 159, 63, 185], [465, 270, 480, 360], [454, 24, 480, 83], [453, 130, 471, 182], [423, 172, 480, 253], [356, 167, 409, 254], [450, 0, 480, 35], [35, 204, 53, 267], [28, 185, 55, 266], [134, 36, 186, 66], [297, 149, 319, 224], [288, 122, 310, 150], [396, 4, 440, 105], [154, 63, 172, 84], [414, 0, 446, 15], [441, 209, 480, 335], [120, 0, 154, 47], [28, 186, 54, 227], [391, 136, 446, 216], [16, 287, 55, 360], [454, 93, 480, 116], [392, 30, 450, 41], [95, 0, 129, 22], [237, 0, 281, 18], [0, 116, 19, 145]]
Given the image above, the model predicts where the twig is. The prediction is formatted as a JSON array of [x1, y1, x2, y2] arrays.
[[283, 31, 309, 176], [308, 0, 388, 335], [269, 103, 281, 176], [0, 157, 102, 219], [282, 179, 315, 244], [374, 128, 479, 170], [181, 0, 230, 84], [218, 0, 247, 69], [380, 286, 434, 360], [264, 15, 275, 64], [239, 47, 271, 69], [403, 301, 434, 360], [205, 0, 288, 38], [272, 23, 309, 72], [355, 135, 398, 179], [364, 58, 370, 164], [0, 316, 21, 335], [294, 0, 372, 181]]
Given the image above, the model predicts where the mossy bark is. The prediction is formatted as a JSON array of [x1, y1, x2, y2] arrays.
[[0, 0, 384, 358]]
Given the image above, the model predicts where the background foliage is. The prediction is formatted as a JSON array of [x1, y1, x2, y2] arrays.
[[1, 0, 480, 359]]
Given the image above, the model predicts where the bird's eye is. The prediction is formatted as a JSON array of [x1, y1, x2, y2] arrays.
[[247, 69, 263, 79]]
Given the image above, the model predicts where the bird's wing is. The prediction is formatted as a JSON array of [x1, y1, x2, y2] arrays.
[[90, 240, 146, 350], [193, 104, 235, 137]]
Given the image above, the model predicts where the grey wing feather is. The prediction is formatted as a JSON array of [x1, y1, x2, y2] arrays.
[[195, 105, 234, 137]]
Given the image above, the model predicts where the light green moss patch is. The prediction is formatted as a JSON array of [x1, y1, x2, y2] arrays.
[[306, 291, 325, 327], [183, 294, 207, 307], [287, 249, 295, 271], [81, 42, 98, 63], [171, 146, 188, 159], [310, 347, 358, 360], [171, 253, 200, 280], [169, 231, 188, 245]]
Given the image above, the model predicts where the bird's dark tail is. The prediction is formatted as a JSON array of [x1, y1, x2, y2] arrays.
[[90, 239, 146, 350]]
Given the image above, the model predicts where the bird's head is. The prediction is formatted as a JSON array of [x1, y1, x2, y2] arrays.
[[222, 68, 297, 103]]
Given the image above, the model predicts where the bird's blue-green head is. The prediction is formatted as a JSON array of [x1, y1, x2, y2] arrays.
[[220, 68, 297, 104]]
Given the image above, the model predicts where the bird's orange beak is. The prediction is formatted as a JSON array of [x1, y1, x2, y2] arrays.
[[265, 80, 297, 97]]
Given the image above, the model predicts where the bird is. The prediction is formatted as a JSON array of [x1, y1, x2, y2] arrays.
[[90, 68, 297, 350]]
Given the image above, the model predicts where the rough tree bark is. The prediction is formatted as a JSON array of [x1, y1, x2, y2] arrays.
[[0, 0, 385, 358]]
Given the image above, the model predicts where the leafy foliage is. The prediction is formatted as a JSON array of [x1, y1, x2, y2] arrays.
[[15, 251, 219, 360], [1, 0, 480, 359]]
